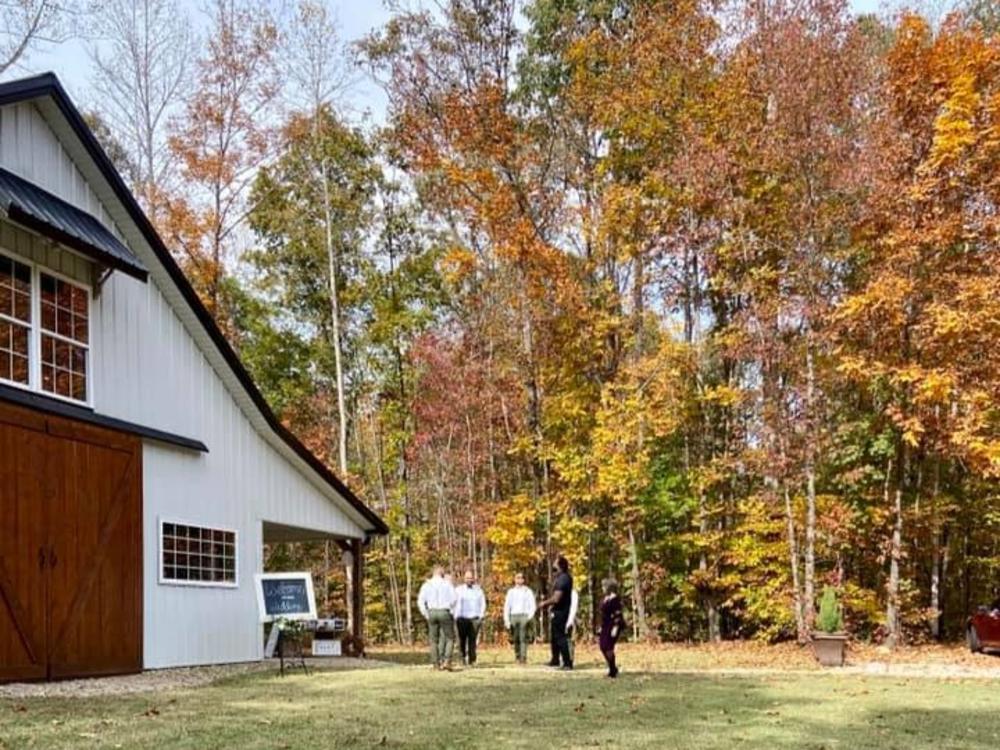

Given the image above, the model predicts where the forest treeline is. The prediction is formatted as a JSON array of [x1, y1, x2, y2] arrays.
[[73, 0, 999, 646]]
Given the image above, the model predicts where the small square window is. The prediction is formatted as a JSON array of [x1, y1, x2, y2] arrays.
[[161, 522, 237, 586]]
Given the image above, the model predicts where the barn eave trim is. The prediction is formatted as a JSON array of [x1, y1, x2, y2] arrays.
[[0, 384, 207, 452]]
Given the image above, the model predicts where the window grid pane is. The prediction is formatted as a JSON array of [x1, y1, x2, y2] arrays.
[[40, 273, 88, 346], [0, 256, 31, 323], [0, 319, 30, 385], [162, 523, 237, 585], [40, 333, 87, 400]]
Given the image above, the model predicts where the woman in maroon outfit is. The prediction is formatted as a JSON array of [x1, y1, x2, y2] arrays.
[[599, 579, 625, 678]]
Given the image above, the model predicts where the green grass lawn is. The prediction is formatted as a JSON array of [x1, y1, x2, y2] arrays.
[[2, 646, 998, 749]]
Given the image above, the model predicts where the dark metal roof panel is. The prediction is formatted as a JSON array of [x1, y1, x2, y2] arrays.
[[0, 166, 148, 281]]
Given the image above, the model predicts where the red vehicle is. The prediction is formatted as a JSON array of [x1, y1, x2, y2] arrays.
[[968, 602, 1000, 653]]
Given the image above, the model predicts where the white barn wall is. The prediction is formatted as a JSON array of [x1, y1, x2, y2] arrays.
[[0, 101, 370, 668]]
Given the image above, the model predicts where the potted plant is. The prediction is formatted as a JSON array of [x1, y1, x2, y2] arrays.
[[812, 587, 847, 667]]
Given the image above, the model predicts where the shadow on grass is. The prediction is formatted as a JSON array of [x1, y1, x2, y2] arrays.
[[368, 645, 613, 670]]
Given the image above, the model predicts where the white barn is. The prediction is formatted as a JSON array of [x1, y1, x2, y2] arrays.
[[0, 74, 387, 682]]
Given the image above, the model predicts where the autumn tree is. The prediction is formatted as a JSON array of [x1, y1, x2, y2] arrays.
[[87, 0, 194, 221], [836, 12, 1000, 646], [165, 0, 280, 326], [248, 108, 378, 460], [361, 0, 588, 608], [138, 0, 1000, 647]]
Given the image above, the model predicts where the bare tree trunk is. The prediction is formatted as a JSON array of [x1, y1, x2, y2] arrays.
[[803, 340, 818, 632], [386, 536, 404, 643], [929, 458, 943, 640], [403, 504, 414, 645], [320, 169, 355, 633], [627, 525, 647, 640], [370, 406, 404, 642], [321, 171, 349, 476], [784, 485, 806, 642], [699, 490, 720, 642], [885, 450, 904, 649], [465, 413, 478, 576]]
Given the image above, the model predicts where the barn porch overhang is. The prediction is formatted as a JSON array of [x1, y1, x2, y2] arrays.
[[262, 520, 365, 545], [262, 520, 367, 642]]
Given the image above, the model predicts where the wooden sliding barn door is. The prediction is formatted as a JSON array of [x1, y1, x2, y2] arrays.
[[0, 403, 143, 682], [46, 421, 142, 679], [0, 407, 49, 682]]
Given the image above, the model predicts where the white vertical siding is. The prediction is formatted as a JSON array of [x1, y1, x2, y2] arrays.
[[0, 221, 91, 283], [0, 103, 124, 240], [0, 100, 371, 669]]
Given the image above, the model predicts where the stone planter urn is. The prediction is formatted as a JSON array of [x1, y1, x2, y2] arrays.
[[812, 633, 848, 667]]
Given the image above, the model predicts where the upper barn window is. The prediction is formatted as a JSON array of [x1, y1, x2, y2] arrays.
[[0, 255, 31, 386], [0, 250, 91, 404]]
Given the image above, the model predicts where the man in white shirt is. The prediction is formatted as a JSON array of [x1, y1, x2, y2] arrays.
[[503, 571, 536, 664], [417, 565, 458, 670], [453, 569, 487, 666], [566, 588, 580, 663]]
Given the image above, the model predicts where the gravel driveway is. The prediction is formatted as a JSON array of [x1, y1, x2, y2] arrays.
[[0, 657, 388, 699]]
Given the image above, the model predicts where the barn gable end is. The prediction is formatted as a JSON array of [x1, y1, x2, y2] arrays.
[[0, 74, 383, 676]]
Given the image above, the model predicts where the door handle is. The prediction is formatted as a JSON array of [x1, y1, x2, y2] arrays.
[[38, 546, 45, 571]]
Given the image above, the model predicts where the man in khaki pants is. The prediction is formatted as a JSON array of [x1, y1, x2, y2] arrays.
[[503, 572, 537, 664], [418, 565, 458, 670]]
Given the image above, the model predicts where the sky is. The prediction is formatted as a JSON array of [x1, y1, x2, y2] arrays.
[[14, 0, 928, 131], [20, 1, 395, 123]]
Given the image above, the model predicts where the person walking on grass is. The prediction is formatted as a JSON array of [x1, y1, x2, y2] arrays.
[[599, 578, 625, 678], [417, 565, 458, 670], [503, 572, 536, 664], [538, 556, 574, 670], [454, 569, 486, 666]]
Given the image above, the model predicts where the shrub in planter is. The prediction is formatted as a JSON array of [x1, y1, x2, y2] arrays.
[[813, 587, 847, 667]]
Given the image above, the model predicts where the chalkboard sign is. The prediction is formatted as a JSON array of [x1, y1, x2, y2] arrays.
[[254, 573, 317, 623]]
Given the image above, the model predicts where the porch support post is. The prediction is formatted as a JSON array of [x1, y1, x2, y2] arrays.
[[351, 537, 364, 642]]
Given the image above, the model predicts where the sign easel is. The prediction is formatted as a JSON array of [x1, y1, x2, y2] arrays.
[[254, 573, 318, 674]]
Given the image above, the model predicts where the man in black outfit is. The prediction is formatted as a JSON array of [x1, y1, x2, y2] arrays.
[[539, 555, 573, 670]]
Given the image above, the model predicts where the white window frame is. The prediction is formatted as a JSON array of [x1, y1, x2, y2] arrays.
[[158, 517, 240, 589], [0, 247, 93, 407], [0, 251, 32, 390]]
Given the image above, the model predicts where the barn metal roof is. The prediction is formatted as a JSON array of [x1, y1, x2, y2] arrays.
[[0, 166, 148, 282]]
